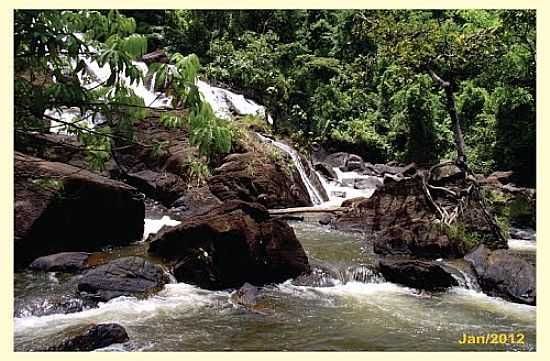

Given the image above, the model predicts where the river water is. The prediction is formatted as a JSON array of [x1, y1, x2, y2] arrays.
[[13, 222, 536, 352]]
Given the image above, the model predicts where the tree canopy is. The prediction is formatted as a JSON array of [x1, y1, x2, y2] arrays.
[[14, 9, 536, 185]]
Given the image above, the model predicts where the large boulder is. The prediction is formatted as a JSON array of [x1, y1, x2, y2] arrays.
[[169, 186, 222, 217], [77, 256, 169, 301], [465, 245, 536, 305], [334, 174, 505, 252], [46, 323, 129, 351], [148, 201, 310, 289], [378, 258, 458, 290], [14, 152, 145, 268], [29, 252, 92, 273], [373, 221, 465, 259], [125, 169, 184, 205], [208, 152, 312, 208]]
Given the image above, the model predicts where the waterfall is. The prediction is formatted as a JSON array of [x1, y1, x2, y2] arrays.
[[46, 47, 271, 134], [255, 133, 324, 206], [196, 80, 273, 124]]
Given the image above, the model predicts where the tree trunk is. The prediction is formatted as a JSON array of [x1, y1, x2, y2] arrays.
[[428, 69, 468, 170], [444, 86, 467, 168]]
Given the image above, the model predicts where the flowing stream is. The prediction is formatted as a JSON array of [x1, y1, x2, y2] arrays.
[[14, 221, 536, 351]]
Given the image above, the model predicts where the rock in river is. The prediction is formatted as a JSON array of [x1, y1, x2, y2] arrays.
[[14, 152, 145, 268], [148, 200, 310, 290], [29, 252, 92, 273], [77, 256, 169, 301], [378, 258, 458, 290], [46, 323, 129, 351], [465, 245, 536, 305]]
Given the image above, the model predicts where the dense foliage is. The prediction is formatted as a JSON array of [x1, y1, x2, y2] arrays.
[[14, 10, 536, 185], [133, 9, 534, 184]]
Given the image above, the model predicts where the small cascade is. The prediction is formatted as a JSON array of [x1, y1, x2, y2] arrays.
[[440, 259, 481, 291], [316, 168, 383, 207], [341, 265, 385, 284], [255, 133, 325, 205], [196, 80, 273, 124]]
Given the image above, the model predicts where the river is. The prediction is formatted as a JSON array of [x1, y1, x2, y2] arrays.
[[13, 221, 536, 351]]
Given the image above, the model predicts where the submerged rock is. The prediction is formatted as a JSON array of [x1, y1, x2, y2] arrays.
[[378, 258, 458, 290], [46, 323, 129, 351], [465, 245, 536, 305], [148, 200, 310, 290], [29, 252, 91, 273], [14, 152, 145, 268], [77, 256, 169, 301]]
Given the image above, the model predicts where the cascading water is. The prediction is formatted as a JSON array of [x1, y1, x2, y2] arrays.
[[255, 133, 324, 206]]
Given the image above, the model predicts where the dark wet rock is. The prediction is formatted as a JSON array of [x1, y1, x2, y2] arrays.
[[373, 221, 465, 259], [465, 245, 536, 305], [314, 162, 338, 181], [208, 152, 312, 208], [46, 323, 129, 351], [14, 152, 145, 268], [125, 169, 184, 205], [29, 252, 91, 273], [378, 258, 458, 290], [169, 186, 222, 218], [148, 200, 310, 290], [354, 177, 384, 190], [77, 256, 169, 301]]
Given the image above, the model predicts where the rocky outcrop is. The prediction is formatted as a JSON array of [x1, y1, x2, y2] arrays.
[[77, 256, 169, 301], [148, 201, 310, 289], [465, 245, 536, 305], [29, 252, 92, 273], [169, 186, 222, 218], [373, 221, 465, 259], [14, 152, 145, 268], [334, 174, 504, 252], [378, 258, 458, 290], [208, 152, 312, 208], [46, 323, 129, 351], [112, 115, 198, 206], [15, 132, 114, 176]]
